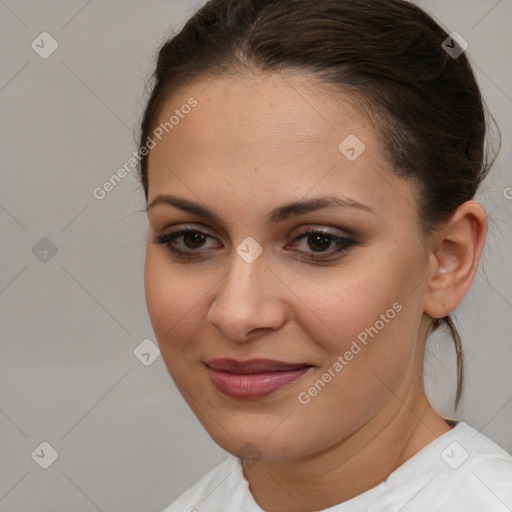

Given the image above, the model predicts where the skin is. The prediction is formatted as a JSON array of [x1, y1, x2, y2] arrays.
[[144, 71, 487, 512]]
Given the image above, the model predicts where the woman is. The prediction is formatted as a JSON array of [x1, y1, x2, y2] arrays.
[[138, 0, 512, 510]]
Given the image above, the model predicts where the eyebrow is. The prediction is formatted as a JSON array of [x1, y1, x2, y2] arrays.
[[147, 194, 374, 223]]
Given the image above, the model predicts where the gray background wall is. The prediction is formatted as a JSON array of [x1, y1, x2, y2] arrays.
[[0, 1, 510, 511]]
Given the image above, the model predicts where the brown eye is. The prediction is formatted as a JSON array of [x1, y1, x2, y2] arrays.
[[155, 229, 219, 259], [181, 231, 207, 249], [288, 230, 357, 260], [306, 232, 334, 252]]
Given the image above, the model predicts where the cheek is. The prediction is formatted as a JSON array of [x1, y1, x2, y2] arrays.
[[297, 259, 418, 395], [302, 268, 397, 354], [292, 281, 414, 454], [144, 248, 203, 357]]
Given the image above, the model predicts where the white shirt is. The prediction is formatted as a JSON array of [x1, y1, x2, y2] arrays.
[[162, 421, 512, 511]]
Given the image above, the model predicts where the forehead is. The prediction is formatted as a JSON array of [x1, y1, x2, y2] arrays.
[[147, 72, 418, 222], [153, 71, 369, 160]]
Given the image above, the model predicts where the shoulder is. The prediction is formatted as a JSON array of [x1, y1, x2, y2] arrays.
[[440, 421, 512, 476], [393, 421, 512, 511], [160, 455, 252, 512], [444, 422, 512, 507]]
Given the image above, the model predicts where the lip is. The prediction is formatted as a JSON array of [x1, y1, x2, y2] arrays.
[[205, 358, 313, 399]]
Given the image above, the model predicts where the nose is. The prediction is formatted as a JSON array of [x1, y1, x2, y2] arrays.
[[206, 248, 288, 342]]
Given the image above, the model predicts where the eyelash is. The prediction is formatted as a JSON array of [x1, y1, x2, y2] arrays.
[[154, 227, 358, 262]]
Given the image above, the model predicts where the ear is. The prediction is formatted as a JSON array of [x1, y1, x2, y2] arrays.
[[423, 200, 487, 319]]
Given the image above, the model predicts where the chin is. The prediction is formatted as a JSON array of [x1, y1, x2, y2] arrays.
[[195, 410, 311, 462], [213, 431, 299, 462]]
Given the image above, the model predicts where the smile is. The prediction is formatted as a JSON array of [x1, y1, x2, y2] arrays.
[[205, 358, 314, 399]]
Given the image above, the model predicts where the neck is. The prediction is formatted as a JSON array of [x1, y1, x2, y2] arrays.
[[243, 392, 453, 512]]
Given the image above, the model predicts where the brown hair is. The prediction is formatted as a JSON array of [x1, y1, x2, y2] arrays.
[[137, 0, 499, 409]]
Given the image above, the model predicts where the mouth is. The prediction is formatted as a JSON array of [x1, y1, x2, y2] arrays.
[[205, 358, 314, 399]]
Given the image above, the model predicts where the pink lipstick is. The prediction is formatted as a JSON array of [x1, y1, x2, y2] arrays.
[[205, 358, 313, 399]]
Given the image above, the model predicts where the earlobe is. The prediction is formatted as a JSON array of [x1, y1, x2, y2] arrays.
[[423, 200, 487, 319]]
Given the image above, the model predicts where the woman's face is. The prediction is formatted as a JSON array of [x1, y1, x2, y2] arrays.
[[144, 72, 435, 461]]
